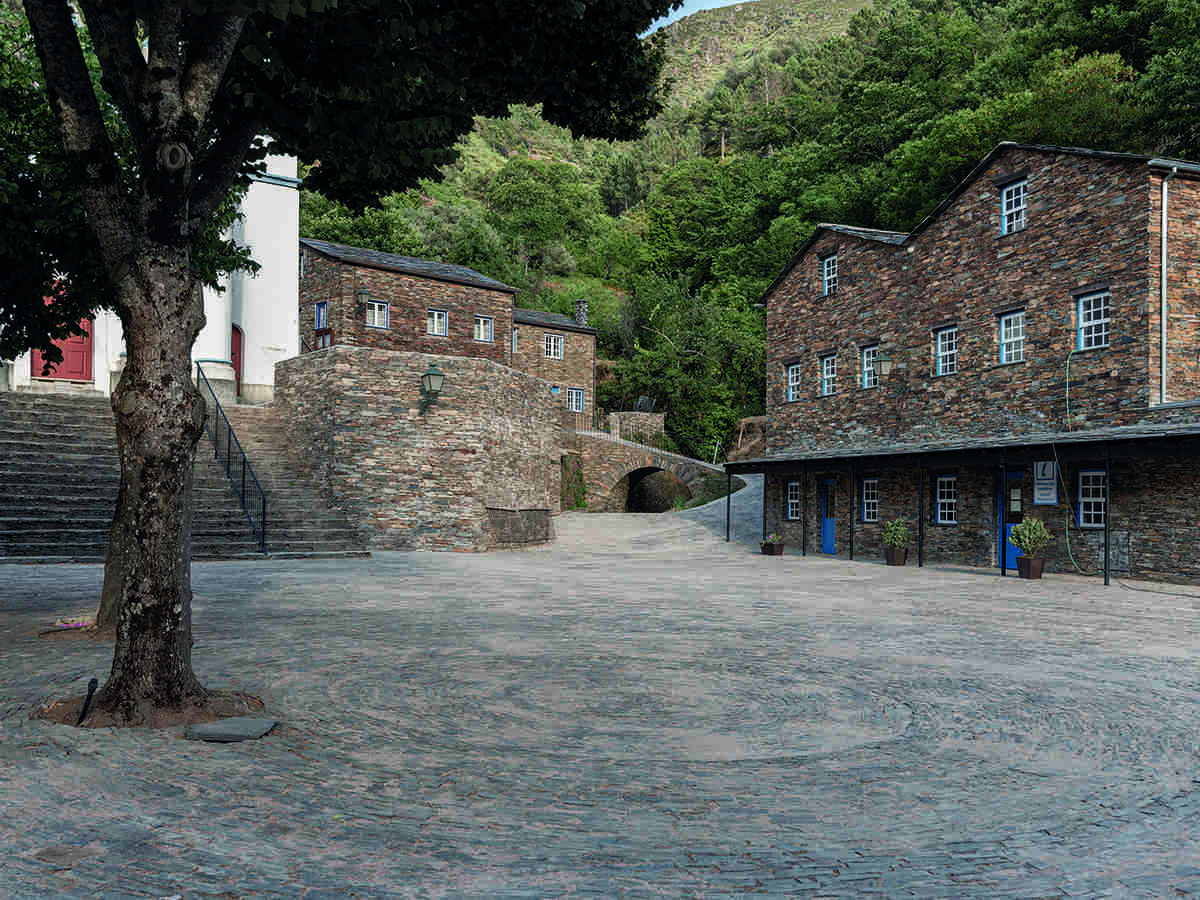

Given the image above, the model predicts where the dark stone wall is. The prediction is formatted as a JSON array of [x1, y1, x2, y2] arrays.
[[275, 347, 561, 551], [511, 325, 596, 420]]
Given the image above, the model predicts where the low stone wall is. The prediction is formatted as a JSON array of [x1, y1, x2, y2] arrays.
[[608, 411, 665, 440], [275, 346, 562, 551]]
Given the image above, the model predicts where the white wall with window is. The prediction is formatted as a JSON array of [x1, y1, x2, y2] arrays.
[[786, 481, 801, 520], [474, 315, 493, 343], [935, 326, 958, 375], [1001, 179, 1027, 234], [1077, 291, 1110, 349], [787, 363, 803, 401], [427, 308, 448, 336], [544, 333, 564, 359], [1078, 470, 1107, 528], [936, 475, 957, 524], [821, 253, 838, 295], [999, 310, 1025, 363], [861, 478, 879, 522], [861, 345, 879, 388], [820, 354, 837, 396], [567, 388, 585, 412]]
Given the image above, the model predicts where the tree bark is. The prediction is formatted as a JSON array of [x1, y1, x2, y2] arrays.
[[90, 253, 209, 723]]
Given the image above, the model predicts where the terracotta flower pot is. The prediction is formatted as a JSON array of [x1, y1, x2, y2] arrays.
[[1016, 556, 1045, 579], [761, 543, 785, 556], [884, 547, 907, 566]]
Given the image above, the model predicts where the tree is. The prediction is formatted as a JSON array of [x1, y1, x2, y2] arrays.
[[18, 0, 674, 724]]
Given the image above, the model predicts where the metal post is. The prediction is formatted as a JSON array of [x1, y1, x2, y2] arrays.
[[241, 456, 247, 500], [801, 463, 808, 557], [917, 467, 925, 568], [725, 470, 731, 542], [1000, 461, 1008, 577], [1104, 458, 1111, 586], [848, 465, 855, 561]]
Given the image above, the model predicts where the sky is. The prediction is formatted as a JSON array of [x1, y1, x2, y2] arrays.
[[649, 0, 751, 32]]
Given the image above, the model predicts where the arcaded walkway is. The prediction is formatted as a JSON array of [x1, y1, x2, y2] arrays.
[[2, 483, 1200, 897]]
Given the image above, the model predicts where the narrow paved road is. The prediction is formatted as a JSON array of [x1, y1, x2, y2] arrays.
[[3, 480, 1200, 897]]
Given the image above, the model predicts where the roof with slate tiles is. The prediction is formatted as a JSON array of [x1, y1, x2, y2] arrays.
[[300, 237, 517, 294], [513, 307, 597, 336]]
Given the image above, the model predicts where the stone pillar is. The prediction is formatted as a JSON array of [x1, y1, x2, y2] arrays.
[[575, 298, 589, 326]]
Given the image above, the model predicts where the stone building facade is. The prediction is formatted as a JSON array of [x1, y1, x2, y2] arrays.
[[511, 304, 597, 423], [728, 143, 1200, 583], [275, 346, 562, 551]]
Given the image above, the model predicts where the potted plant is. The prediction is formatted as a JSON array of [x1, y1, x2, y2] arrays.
[[760, 532, 785, 555], [1007, 518, 1052, 579], [882, 517, 912, 565]]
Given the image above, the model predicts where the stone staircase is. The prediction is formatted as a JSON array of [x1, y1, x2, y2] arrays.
[[0, 392, 367, 562]]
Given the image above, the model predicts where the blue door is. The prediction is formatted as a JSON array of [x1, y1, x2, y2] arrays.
[[1000, 471, 1024, 570], [821, 479, 836, 554]]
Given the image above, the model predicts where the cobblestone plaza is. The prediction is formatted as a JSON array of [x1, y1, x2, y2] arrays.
[[3, 482, 1200, 897]]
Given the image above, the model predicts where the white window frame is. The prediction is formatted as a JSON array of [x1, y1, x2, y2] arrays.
[[999, 310, 1025, 363], [786, 481, 801, 520], [861, 345, 879, 389], [566, 388, 585, 413], [1078, 291, 1110, 350], [820, 354, 837, 396], [427, 308, 448, 336], [365, 299, 389, 329], [786, 363, 803, 401], [1078, 470, 1106, 529], [315, 300, 327, 330], [936, 475, 957, 524], [544, 333, 564, 359], [821, 253, 838, 296], [474, 315, 494, 343], [861, 478, 879, 523], [935, 326, 958, 376], [1001, 180, 1027, 234]]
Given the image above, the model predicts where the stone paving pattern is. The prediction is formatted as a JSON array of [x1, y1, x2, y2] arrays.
[[3, 477, 1200, 897]]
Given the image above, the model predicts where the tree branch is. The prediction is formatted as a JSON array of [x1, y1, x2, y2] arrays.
[[22, 0, 133, 270], [181, 10, 248, 133], [143, 2, 183, 135], [190, 113, 262, 228], [75, 0, 146, 146]]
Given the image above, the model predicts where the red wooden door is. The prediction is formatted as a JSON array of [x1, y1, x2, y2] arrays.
[[231, 325, 243, 396], [31, 318, 93, 381]]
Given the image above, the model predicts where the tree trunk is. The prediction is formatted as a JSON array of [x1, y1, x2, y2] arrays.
[[90, 258, 209, 724]]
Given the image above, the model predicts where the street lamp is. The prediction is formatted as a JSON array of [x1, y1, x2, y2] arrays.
[[419, 363, 444, 414]]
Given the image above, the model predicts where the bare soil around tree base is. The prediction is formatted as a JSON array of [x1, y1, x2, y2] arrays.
[[33, 689, 264, 730]]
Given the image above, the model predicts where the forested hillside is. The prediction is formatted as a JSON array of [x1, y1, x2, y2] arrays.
[[301, 0, 1200, 461]]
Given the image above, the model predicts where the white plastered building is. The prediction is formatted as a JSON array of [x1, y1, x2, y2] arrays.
[[1, 154, 300, 405]]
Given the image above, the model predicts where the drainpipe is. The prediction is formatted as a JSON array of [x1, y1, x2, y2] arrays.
[[1160, 166, 1175, 404]]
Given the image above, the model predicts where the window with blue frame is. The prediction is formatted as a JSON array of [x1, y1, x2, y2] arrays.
[[935, 326, 958, 375], [936, 475, 957, 524], [1001, 180, 1027, 234], [365, 299, 389, 329], [820, 354, 837, 395], [861, 345, 880, 388], [1078, 291, 1110, 349], [315, 300, 327, 330], [786, 481, 801, 520], [999, 310, 1025, 363], [861, 478, 879, 522], [1078, 470, 1106, 528], [787, 363, 803, 401], [821, 253, 838, 295]]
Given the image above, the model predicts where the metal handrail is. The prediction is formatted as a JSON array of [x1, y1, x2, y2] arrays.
[[195, 363, 268, 552]]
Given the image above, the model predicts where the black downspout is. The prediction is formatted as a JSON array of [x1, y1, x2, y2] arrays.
[[725, 470, 731, 542], [849, 465, 855, 561], [1000, 461, 1008, 577], [1104, 458, 1111, 586], [917, 467, 925, 568], [802, 463, 809, 557]]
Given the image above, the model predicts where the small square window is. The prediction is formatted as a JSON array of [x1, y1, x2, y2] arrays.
[[427, 309, 448, 336], [861, 345, 879, 389], [1001, 180, 1027, 234], [936, 476, 957, 524], [1079, 470, 1106, 528], [786, 363, 803, 402], [820, 354, 837, 396], [567, 388, 585, 413], [366, 300, 389, 329], [474, 315, 494, 342], [935, 326, 958, 376], [1078, 292, 1110, 350], [862, 478, 879, 522], [821, 253, 838, 296], [786, 481, 801, 520], [315, 300, 327, 330], [999, 310, 1025, 363], [545, 333, 564, 359]]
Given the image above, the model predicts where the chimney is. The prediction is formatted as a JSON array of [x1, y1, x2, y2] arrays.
[[574, 298, 589, 326]]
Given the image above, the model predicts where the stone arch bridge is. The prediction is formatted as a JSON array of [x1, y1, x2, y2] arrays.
[[569, 431, 727, 512]]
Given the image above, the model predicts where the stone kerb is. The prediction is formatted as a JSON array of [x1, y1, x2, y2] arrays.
[[275, 346, 563, 551]]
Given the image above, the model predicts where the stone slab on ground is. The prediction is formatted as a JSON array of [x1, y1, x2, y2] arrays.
[[185, 716, 276, 742]]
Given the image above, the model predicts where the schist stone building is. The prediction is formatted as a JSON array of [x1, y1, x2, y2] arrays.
[[726, 143, 1200, 583]]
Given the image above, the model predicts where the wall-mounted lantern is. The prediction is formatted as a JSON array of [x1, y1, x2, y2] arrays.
[[419, 363, 445, 414], [355, 285, 370, 315], [876, 350, 895, 378]]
